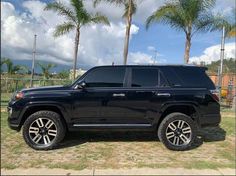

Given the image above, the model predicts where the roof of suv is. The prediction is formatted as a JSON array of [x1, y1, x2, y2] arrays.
[[92, 64, 207, 69]]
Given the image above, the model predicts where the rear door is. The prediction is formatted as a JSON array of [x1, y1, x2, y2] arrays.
[[125, 67, 171, 126]]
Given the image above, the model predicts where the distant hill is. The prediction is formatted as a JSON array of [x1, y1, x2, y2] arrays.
[[206, 58, 236, 74]]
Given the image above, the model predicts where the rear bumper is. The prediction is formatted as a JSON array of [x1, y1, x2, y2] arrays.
[[200, 114, 221, 127]]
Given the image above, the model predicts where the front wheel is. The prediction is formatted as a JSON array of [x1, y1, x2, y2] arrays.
[[23, 111, 66, 150], [158, 113, 197, 151]]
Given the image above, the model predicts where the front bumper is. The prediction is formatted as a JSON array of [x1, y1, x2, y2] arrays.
[[7, 106, 21, 131]]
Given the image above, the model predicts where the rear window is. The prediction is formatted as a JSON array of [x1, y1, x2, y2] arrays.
[[131, 68, 169, 87], [131, 68, 158, 87], [160, 66, 215, 89]]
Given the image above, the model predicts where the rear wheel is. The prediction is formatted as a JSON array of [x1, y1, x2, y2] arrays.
[[23, 110, 66, 150], [158, 113, 197, 151]]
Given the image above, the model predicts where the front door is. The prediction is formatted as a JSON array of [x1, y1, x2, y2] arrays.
[[72, 66, 128, 126]]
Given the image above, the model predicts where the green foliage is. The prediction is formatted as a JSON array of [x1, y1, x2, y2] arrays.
[[146, 0, 217, 35], [44, 0, 110, 80], [44, 0, 110, 37], [206, 58, 236, 74], [211, 8, 236, 38], [57, 70, 70, 79], [1, 58, 29, 75], [37, 62, 56, 79], [94, 0, 137, 19]]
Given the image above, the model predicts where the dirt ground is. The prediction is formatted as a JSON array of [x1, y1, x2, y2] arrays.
[[1, 168, 235, 175], [1, 110, 235, 173]]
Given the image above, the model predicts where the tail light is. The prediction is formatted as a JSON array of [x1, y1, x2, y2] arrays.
[[210, 89, 219, 102]]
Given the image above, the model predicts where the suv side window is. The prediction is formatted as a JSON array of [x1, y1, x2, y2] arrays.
[[131, 68, 158, 87], [159, 71, 169, 87], [85, 67, 125, 87]]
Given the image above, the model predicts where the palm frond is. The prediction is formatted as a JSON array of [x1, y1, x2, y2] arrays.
[[44, 2, 76, 23], [192, 13, 216, 35], [122, 0, 137, 18], [70, 0, 90, 24], [146, 0, 217, 35], [91, 13, 110, 25], [146, 3, 178, 29], [53, 22, 75, 37], [37, 62, 56, 79], [94, 0, 126, 7]]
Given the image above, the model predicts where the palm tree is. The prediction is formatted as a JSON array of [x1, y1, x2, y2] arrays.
[[44, 0, 110, 80], [94, 0, 137, 65], [212, 10, 236, 38], [1, 58, 28, 75], [146, 0, 217, 64], [37, 62, 56, 79], [58, 70, 70, 79]]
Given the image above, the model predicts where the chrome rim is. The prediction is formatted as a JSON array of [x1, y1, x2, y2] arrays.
[[165, 120, 192, 146], [29, 118, 57, 145]]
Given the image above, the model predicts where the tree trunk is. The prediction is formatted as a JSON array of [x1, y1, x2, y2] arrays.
[[73, 28, 80, 80], [184, 33, 191, 64], [123, 0, 132, 65]]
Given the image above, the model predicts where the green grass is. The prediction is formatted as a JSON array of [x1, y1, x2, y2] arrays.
[[1, 110, 235, 170], [1, 93, 11, 107]]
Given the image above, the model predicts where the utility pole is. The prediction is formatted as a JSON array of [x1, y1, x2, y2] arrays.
[[218, 26, 225, 103], [30, 34, 37, 87], [151, 49, 158, 64]]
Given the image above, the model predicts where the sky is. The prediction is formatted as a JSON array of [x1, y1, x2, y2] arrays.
[[1, 0, 236, 72]]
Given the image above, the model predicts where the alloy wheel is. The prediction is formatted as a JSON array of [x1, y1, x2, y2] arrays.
[[165, 120, 192, 146], [28, 118, 57, 145]]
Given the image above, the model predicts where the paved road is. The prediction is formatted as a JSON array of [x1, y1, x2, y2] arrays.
[[1, 168, 235, 175]]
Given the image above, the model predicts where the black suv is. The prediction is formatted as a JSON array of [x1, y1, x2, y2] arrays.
[[8, 65, 221, 151]]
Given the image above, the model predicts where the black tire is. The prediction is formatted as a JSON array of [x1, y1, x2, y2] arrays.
[[158, 112, 197, 151], [23, 110, 66, 150]]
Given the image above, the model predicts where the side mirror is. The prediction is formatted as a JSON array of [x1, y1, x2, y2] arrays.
[[75, 81, 86, 89]]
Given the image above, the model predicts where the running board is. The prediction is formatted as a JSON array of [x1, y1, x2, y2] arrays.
[[73, 124, 152, 127]]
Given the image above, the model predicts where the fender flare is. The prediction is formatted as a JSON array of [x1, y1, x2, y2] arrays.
[[19, 101, 71, 126], [158, 101, 201, 125]]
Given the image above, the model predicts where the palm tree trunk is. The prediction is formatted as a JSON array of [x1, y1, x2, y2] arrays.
[[123, 0, 132, 65], [184, 33, 191, 64], [73, 28, 80, 80]]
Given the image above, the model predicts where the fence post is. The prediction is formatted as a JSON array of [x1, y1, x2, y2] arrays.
[[15, 80, 19, 91], [6, 78, 8, 93]]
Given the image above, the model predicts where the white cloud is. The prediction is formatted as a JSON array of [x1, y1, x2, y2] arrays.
[[1, 0, 152, 69], [128, 52, 155, 64], [190, 42, 236, 64], [84, 0, 165, 23], [213, 0, 236, 16]]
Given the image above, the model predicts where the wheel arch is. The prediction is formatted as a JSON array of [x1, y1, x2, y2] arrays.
[[19, 103, 69, 130], [156, 103, 200, 129]]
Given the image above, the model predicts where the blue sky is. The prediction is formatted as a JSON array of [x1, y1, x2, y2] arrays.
[[1, 0, 236, 72]]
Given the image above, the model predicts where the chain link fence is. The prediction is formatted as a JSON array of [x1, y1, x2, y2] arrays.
[[1, 78, 72, 93]]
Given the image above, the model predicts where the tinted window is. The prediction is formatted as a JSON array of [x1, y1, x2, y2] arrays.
[[85, 67, 125, 87], [160, 66, 215, 89], [159, 72, 169, 87], [159, 67, 181, 87], [131, 69, 158, 87], [173, 67, 215, 88]]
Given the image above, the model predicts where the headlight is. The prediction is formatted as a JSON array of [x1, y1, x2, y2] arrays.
[[15, 92, 24, 100]]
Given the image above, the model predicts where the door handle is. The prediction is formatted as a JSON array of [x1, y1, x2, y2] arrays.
[[156, 93, 171, 97], [112, 93, 126, 97]]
